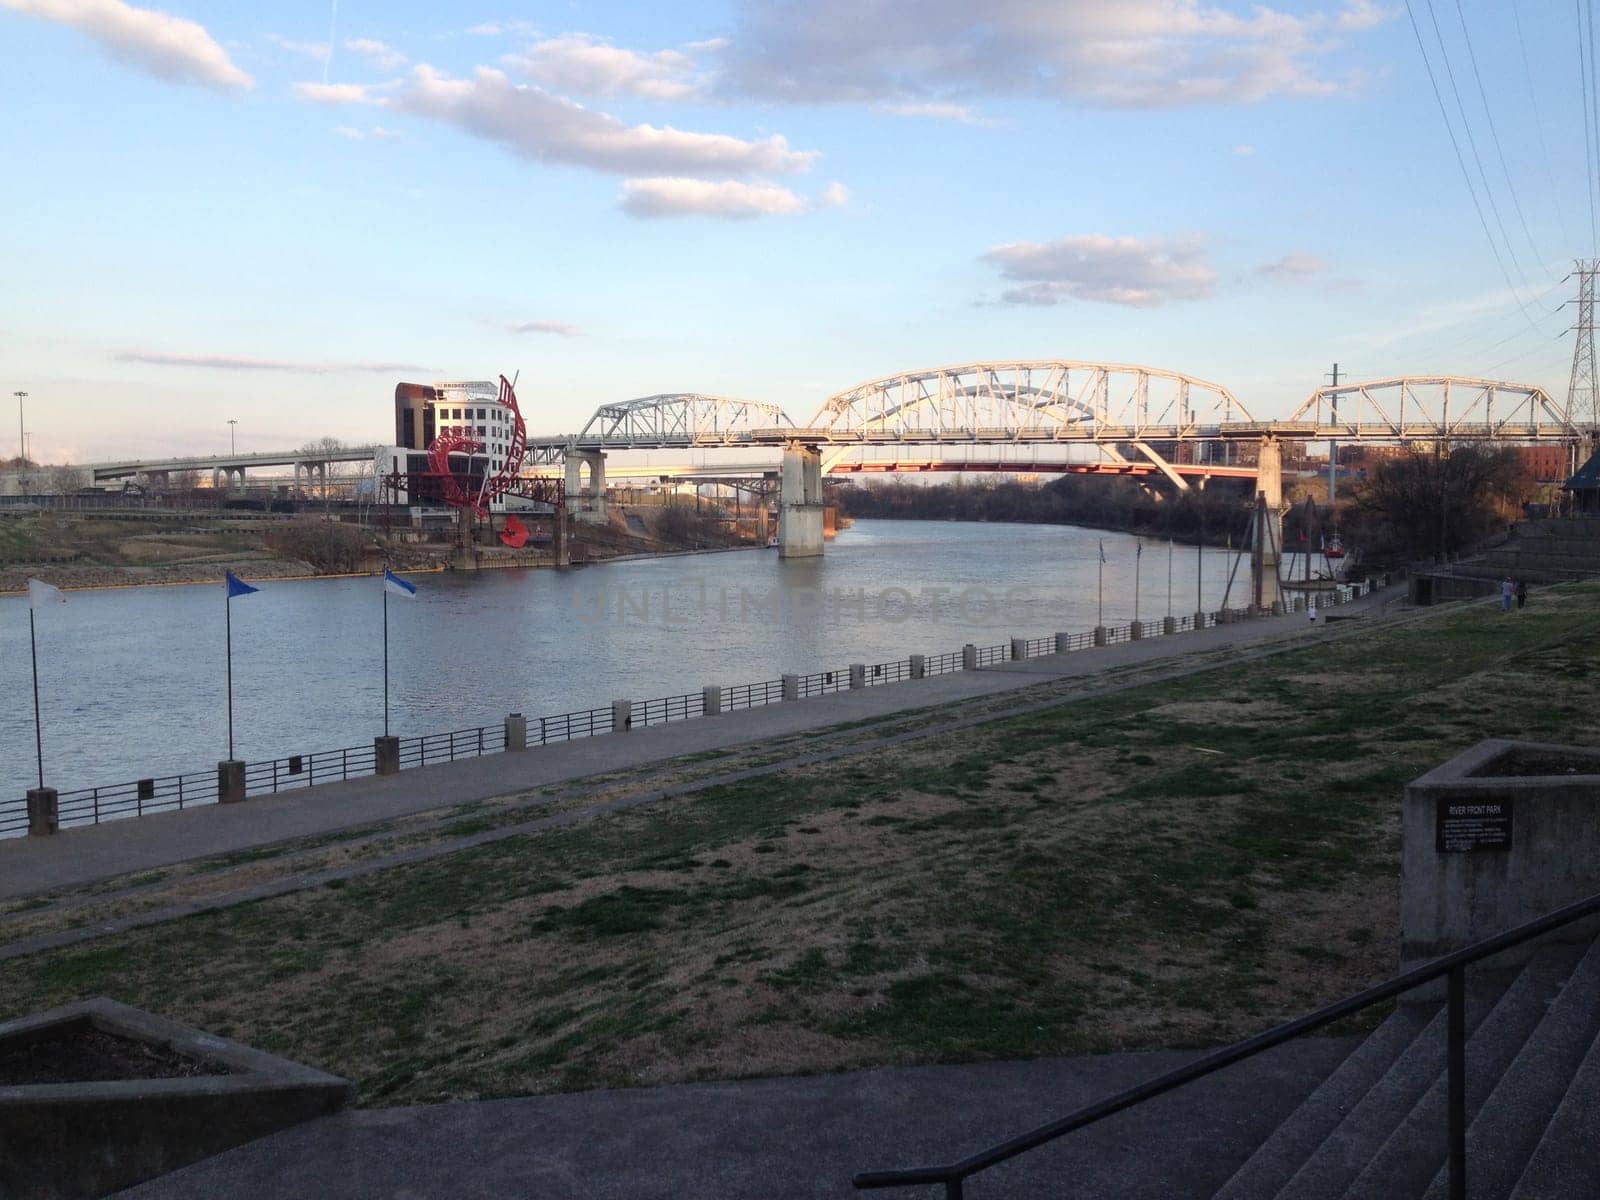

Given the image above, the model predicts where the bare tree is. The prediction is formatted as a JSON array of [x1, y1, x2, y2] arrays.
[[42, 464, 88, 495]]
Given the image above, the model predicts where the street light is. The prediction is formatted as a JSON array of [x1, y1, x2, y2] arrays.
[[227, 419, 237, 455], [12, 391, 25, 465]]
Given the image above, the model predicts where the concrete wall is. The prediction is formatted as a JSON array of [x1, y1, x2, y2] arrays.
[[1402, 738, 1600, 974]]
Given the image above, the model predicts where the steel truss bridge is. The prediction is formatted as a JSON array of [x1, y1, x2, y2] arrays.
[[86, 363, 1582, 493]]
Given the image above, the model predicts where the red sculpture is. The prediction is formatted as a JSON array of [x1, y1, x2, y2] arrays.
[[424, 375, 529, 518], [499, 515, 530, 548]]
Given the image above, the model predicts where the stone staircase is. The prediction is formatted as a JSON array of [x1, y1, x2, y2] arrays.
[[1450, 516, 1600, 585], [1210, 934, 1600, 1200]]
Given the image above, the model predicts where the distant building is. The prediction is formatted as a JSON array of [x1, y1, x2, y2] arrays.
[[380, 381, 515, 513]]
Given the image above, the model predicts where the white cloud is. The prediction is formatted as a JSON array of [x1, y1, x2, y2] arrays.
[[718, 0, 1388, 109], [118, 351, 433, 373], [466, 19, 539, 38], [509, 319, 582, 336], [1257, 252, 1326, 282], [506, 33, 702, 101], [2, 0, 252, 90], [983, 234, 1217, 307], [333, 124, 403, 141], [877, 100, 989, 125], [266, 33, 329, 62], [344, 36, 407, 71], [1232, 143, 1256, 156], [620, 177, 809, 219], [820, 181, 849, 207], [299, 64, 816, 177], [294, 80, 375, 103]]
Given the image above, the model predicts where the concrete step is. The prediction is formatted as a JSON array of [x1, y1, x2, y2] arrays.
[[1419, 936, 1600, 1200], [1209, 1006, 1435, 1200], [1507, 1022, 1600, 1199], [1264, 980, 1507, 1200], [1342, 944, 1587, 1200]]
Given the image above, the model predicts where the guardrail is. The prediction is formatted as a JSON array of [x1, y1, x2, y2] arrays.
[[2, 577, 1379, 838]]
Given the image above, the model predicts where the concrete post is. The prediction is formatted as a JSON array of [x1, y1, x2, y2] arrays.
[[1130, 621, 1145, 641], [1055, 632, 1070, 654], [1271, 600, 1285, 616], [505, 713, 527, 751], [611, 699, 633, 732], [909, 654, 926, 679], [1162, 616, 1177, 636], [374, 735, 400, 775], [1010, 637, 1027, 661], [1218, 608, 1233, 625], [782, 674, 799, 701], [777, 442, 825, 558], [1093, 626, 1108, 647], [26, 787, 58, 836], [962, 643, 978, 671], [217, 760, 246, 805], [849, 663, 866, 689], [1194, 609, 1208, 630], [702, 685, 723, 715], [1255, 436, 1286, 611]]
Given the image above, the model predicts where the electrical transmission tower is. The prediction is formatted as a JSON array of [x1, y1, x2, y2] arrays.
[[1567, 260, 1600, 432]]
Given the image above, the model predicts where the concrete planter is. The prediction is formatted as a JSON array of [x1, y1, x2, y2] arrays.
[[1402, 739, 1600, 976], [0, 998, 352, 1199]]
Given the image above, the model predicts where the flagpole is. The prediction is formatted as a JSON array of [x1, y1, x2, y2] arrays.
[[383, 581, 390, 737], [29, 607, 43, 790], [1134, 543, 1142, 624], [225, 589, 234, 760]]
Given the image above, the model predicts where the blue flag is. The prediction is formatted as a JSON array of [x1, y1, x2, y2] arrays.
[[383, 568, 417, 598], [225, 570, 259, 599]]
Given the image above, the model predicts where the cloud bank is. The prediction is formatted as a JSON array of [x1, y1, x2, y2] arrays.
[[2, 0, 252, 90], [983, 234, 1217, 307]]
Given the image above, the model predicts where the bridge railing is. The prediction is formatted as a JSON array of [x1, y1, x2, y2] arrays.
[[4, 576, 1387, 838]]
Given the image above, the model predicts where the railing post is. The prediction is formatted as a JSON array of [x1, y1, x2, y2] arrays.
[[506, 712, 528, 750], [1093, 625, 1108, 646], [702, 686, 723, 715], [1054, 631, 1070, 654], [374, 735, 400, 776], [909, 653, 926, 679], [782, 673, 799, 701], [849, 663, 866, 689], [25, 788, 58, 837], [1448, 963, 1467, 1200], [962, 643, 978, 670], [612, 699, 633, 732], [1010, 636, 1027, 660]]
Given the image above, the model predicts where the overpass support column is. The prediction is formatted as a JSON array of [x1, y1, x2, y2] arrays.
[[778, 442, 824, 559], [1254, 436, 1285, 611], [564, 451, 608, 524]]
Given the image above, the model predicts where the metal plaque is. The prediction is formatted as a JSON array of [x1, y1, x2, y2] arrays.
[[1435, 796, 1513, 853]]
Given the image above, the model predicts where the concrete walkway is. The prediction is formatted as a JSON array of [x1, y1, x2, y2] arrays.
[[0, 590, 1405, 901], [115, 1038, 1356, 1200]]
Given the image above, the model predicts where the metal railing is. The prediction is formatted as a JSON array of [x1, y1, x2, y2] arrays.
[[5, 581, 1385, 837], [854, 890, 1600, 1200]]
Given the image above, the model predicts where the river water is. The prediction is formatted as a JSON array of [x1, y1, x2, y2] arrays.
[[0, 519, 1308, 798]]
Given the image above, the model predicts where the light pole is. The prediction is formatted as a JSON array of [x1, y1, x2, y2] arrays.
[[12, 392, 25, 465], [227, 419, 237, 455]]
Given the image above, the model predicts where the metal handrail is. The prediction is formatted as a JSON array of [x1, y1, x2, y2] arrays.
[[854, 890, 1600, 1200]]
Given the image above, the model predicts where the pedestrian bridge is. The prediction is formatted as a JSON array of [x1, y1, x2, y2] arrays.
[[87, 363, 1583, 557]]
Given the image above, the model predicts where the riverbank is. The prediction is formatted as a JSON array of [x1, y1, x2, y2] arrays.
[[6, 582, 1590, 1110]]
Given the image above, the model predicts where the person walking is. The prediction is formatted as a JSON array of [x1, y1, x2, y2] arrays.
[[1515, 579, 1527, 610], [1500, 577, 1515, 612]]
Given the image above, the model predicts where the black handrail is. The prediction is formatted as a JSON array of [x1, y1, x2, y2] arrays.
[[854, 889, 1600, 1200]]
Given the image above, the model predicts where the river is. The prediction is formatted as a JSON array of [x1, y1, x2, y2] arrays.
[[0, 519, 1312, 798]]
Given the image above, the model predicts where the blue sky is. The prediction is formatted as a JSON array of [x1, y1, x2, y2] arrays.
[[1, 1, 1593, 461]]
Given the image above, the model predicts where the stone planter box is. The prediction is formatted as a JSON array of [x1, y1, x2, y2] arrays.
[[1402, 738, 1600, 976], [0, 997, 352, 1199]]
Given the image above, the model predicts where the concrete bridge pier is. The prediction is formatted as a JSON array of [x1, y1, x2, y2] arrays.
[[564, 451, 608, 524], [778, 442, 824, 558], [1254, 436, 1286, 611]]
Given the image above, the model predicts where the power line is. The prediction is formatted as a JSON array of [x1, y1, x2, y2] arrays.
[[1452, 0, 1558, 294], [1512, 5, 1572, 250], [1582, 0, 1600, 251], [1421, 0, 1546, 305], [1403, 0, 1553, 337]]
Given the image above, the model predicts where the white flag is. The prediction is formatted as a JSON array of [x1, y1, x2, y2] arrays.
[[27, 578, 65, 609]]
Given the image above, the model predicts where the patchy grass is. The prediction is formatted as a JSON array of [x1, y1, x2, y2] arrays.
[[2, 587, 1599, 1105]]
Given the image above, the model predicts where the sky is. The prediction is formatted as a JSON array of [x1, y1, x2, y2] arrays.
[[1, 0, 1596, 462]]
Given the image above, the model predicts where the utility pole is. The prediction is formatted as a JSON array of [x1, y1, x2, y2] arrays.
[[1565, 262, 1600, 476], [12, 391, 25, 479], [1326, 363, 1340, 503]]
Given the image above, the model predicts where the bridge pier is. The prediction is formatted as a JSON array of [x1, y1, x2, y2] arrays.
[[564, 451, 608, 524], [778, 442, 824, 558], [1254, 436, 1286, 611]]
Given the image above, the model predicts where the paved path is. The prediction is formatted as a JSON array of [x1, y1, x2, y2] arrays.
[[115, 1038, 1356, 1200], [1, 590, 1404, 901]]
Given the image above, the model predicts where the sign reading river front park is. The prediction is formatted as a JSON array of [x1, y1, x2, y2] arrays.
[[1435, 796, 1514, 853]]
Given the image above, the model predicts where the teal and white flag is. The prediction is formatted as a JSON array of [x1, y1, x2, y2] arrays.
[[383, 568, 417, 598]]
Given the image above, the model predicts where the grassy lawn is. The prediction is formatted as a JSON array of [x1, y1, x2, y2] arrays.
[[3, 586, 1599, 1105]]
